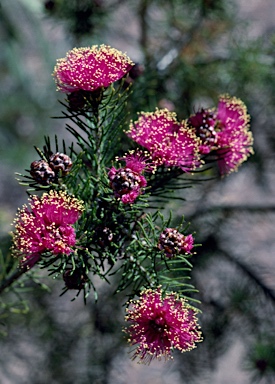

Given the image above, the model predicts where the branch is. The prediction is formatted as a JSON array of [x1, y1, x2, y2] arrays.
[[0, 267, 26, 295], [138, 0, 151, 63], [189, 204, 275, 221], [222, 250, 275, 304]]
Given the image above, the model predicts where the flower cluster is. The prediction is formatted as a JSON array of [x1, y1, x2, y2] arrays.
[[7, 43, 256, 366], [125, 287, 202, 363], [12, 190, 84, 269], [127, 108, 201, 171], [158, 228, 194, 258], [127, 96, 253, 176], [53, 44, 134, 93], [188, 94, 254, 175]]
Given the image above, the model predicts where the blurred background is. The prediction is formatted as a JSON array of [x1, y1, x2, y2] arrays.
[[0, 0, 275, 383]]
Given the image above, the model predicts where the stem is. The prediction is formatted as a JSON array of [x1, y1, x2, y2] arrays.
[[94, 109, 102, 174], [189, 204, 275, 221], [138, 0, 151, 64], [0, 267, 26, 295], [222, 250, 275, 304], [89, 92, 103, 177]]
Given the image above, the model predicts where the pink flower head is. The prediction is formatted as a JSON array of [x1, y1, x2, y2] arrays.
[[215, 95, 254, 174], [127, 109, 201, 171], [125, 287, 202, 363], [108, 152, 148, 204], [32, 190, 83, 226], [12, 190, 84, 268], [215, 127, 254, 175], [53, 45, 134, 93], [216, 94, 249, 133], [120, 150, 156, 174], [188, 95, 254, 175], [158, 228, 194, 257]]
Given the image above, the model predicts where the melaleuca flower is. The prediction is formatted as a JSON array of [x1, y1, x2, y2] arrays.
[[120, 150, 156, 174], [215, 95, 254, 174], [215, 128, 254, 176], [124, 287, 202, 363], [53, 45, 134, 93], [188, 95, 254, 175], [108, 151, 152, 204], [11, 190, 84, 268], [127, 108, 201, 171], [158, 228, 194, 257]]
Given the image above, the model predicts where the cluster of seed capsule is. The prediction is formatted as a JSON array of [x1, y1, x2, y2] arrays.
[[158, 228, 193, 258], [30, 152, 73, 185], [109, 168, 142, 197]]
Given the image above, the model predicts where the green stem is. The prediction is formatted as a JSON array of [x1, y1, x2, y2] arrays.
[[0, 267, 26, 295]]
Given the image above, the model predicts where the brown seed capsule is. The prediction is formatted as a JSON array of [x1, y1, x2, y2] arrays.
[[122, 63, 145, 89], [49, 152, 73, 176], [158, 228, 186, 257], [94, 226, 114, 248], [30, 160, 55, 185], [63, 269, 88, 290], [67, 91, 87, 111], [109, 168, 141, 196]]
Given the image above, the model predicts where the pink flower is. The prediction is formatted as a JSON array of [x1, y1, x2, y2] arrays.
[[32, 190, 83, 225], [216, 95, 249, 133], [121, 150, 155, 174], [53, 45, 134, 93], [108, 151, 150, 204], [158, 228, 194, 257], [215, 95, 254, 174], [188, 95, 254, 175], [12, 190, 84, 268], [127, 109, 201, 171], [216, 128, 254, 175], [125, 288, 202, 363]]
